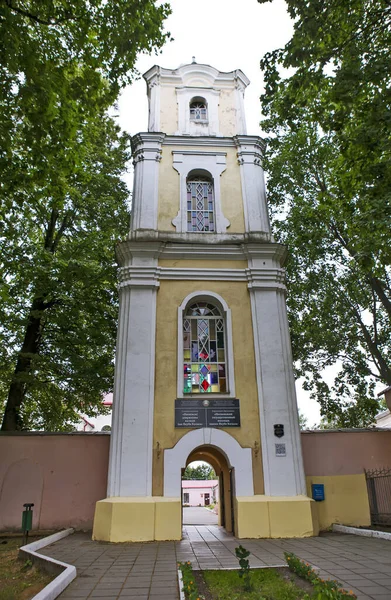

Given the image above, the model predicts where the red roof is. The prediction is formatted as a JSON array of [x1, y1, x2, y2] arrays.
[[103, 393, 113, 406]]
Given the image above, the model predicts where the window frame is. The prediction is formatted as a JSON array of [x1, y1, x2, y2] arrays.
[[177, 291, 236, 399], [186, 174, 216, 233], [172, 151, 230, 234], [189, 97, 208, 123]]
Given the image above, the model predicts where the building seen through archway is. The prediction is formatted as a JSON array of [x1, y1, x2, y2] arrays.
[[92, 61, 318, 543]]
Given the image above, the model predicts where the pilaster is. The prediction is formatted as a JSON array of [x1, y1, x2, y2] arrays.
[[234, 135, 271, 234], [248, 250, 306, 496], [107, 262, 159, 498], [131, 133, 165, 231]]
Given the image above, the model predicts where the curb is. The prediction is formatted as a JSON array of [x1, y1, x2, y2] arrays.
[[333, 524, 391, 541], [19, 528, 76, 600], [177, 567, 186, 600]]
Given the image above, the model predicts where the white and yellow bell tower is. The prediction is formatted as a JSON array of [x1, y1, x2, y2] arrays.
[[93, 61, 318, 542]]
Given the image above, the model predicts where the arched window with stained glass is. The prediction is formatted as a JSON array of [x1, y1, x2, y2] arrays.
[[186, 172, 215, 233], [183, 302, 227, 394]]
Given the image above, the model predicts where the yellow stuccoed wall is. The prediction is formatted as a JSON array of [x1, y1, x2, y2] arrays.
[[152, 279, 264, 496], [160, 86, 178, 134], [157, 146, 245, 233], [306, 474, 371, 531], [218, 89, 238, 137]]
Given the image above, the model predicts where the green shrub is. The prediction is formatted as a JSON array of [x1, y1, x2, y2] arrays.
[[284, 552, 357, 599], [178, 561, 202, 600]]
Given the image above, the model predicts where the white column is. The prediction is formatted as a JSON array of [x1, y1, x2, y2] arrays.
[[107, 272, 159, 497], [148, 80, 161, 132], [235, 135, 271, 234], [234, 84, 247, 134], [248, 261, 306, 497], [131, 133, 165, 231]]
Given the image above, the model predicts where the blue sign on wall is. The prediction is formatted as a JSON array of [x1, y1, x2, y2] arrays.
[[312, 483, 325, 502]]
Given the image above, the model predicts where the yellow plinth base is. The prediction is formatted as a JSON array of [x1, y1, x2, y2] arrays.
[[306, 474, 371, 531], [92, 497, 181, 542], [236, 495, 319, 539]]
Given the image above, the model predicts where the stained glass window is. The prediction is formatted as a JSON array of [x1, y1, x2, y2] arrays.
[[186, 177, 215, 232], [183, 302, 227, 394], [190, 100, 208, 121]]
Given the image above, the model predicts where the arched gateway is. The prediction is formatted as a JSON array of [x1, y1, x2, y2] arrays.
[[92, 61, 318, 543]]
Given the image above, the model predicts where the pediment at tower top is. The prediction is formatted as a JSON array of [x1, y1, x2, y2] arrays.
[[143, 61, 250, 137], [143, 62, 249, 90]]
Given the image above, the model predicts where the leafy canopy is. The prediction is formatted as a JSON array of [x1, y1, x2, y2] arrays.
[[183, 464, 216, 480], [258, 0, 391, 426], [0, 0, 171, 430]]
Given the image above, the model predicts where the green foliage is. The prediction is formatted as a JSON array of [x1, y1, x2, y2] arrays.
[[285, 552, 357, 599], [178, 561, 202, 600], [0, 0, 171, 430], [258, 0, 391, 426], [183, 464, 216, 480], [298, 410, 308, 430], [203, 568, 307, 600], [235, 545, 252, 592]]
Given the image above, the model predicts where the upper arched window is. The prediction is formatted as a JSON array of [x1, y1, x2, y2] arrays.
[[183, 302, 227, 394], [190, 97, 208, 122], [186, 172, 215, 233]]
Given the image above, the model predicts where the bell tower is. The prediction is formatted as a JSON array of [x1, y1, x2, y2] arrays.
[[93, 62, 318, 542]]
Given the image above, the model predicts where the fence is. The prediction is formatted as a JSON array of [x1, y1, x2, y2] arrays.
[[365, 467, 391, 525]]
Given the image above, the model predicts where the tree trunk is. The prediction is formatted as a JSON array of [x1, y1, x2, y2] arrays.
[[1, 298, 45, 431]]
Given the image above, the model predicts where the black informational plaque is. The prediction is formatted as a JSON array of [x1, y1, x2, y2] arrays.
[[175, 398, 240, 428]]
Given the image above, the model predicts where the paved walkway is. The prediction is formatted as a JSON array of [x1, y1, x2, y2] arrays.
[[182, 506, 218, 525], [40, 527, 391, 600]]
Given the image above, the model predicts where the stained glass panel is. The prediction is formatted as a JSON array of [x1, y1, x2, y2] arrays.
[[186, 179, 215, 232], [183, 302, 227, 394]]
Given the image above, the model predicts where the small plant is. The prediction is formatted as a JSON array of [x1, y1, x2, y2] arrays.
[[22, 559, 32, 570], [235, 544, 252, 591], [285, 552, 357, 599], [178, 561, 204, 600]]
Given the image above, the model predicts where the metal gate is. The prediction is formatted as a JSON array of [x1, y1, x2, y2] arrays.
[[365, 467, 391, 525]]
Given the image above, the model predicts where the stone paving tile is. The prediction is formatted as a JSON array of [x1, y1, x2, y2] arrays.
[[40, 527, 391, 600]]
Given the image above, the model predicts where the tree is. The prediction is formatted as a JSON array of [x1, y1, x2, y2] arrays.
[[258, 0, 391, 427], [0, 0, 171, 431], [298, 410, 308, 430], [183, 464, 216, 480]]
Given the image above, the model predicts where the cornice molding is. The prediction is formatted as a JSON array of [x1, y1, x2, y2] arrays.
[[118, 265, 287, 291], [131, 132, 166, 163], [143, 63, 250, 91], [163, 135, 235, 147]]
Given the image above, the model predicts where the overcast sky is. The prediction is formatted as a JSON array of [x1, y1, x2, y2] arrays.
[[117, 0, 322, 425]]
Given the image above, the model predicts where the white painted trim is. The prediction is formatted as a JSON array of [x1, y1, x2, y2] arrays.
[[164, 136, 236, 147], [249, 286, 306, 496], [171, 150, 230, 234], [177, 291, 235, 399], [117, 238, 284, 264], [130, 133, 165, 231], [118, 265, 286, 286], [107, 283, 158, 497], [164, 428, 253, 497], [176, 87, 221, 137], [143, 63, 249, 91], [20, 529, 76, 600], [234, 136, 270, 234], [177, 568, 186, 600], [332, 524, 391, 541], [249, 288, 270, 496]]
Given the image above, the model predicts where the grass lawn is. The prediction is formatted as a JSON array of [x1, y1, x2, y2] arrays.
[[201, 568, 309, 600], [0, 537, 53, 600]]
